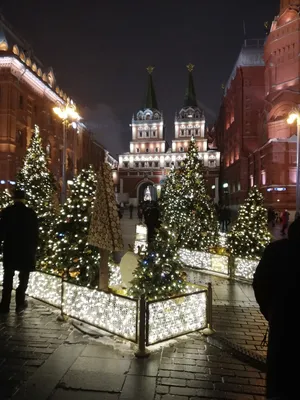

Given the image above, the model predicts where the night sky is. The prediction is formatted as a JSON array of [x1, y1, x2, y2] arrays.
[[1, 0, 278, 157]]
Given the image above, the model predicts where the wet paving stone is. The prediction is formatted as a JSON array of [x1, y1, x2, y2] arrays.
[[0, 294, 71, 399]]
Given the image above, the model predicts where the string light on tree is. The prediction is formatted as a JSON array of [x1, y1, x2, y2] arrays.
[[160, 137, 219, 252], [45, 166, 99, 286], [16, 124, 57, 262], [0, 189, 12, 211], [227, 185, 271, 259], [129, 224, 187, 300]]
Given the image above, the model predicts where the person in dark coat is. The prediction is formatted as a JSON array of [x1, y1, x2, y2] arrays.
[[143, 203, 160, 243], [129, 203, 134, 219], [0, 190, 38, 314], [253, 219, 300, 399]]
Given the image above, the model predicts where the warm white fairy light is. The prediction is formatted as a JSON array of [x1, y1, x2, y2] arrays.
[[227, 186, 271, 260], [178, 248, 229, 275], [234, 258, 259, 281], [179, 249, 211, 269], [218, 232, 227, 248], [108, 262, 122, 287], [0, 264, 212, 343], [62, 282, 137, 340], [147, 291, 207, 345]]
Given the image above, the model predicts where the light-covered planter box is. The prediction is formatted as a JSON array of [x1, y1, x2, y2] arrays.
[[63, 282, 138, 341], [0, 264, 210, 346], [134, 224, 148, 254], [179, 249, 229, 276], [147, 290, 207, 345], [234, 258, 259, 281], [0, 265, 62, 307]]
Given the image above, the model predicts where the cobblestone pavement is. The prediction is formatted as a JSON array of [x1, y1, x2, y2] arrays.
[[186, 270, 268, 361], [0, 295, 266, 400], [0, 295, 71, 399], [0, 211, 268, 399]]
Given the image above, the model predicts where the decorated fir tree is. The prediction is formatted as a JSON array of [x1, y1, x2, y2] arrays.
[[129, 224, 187, 300], [45, 167, 99, 285], [227, 186, 271, 259], [0, 189, 12, 211], [160, 137, 219, 251], [88, 162, 123, 290], [16, 125, 57, 261]]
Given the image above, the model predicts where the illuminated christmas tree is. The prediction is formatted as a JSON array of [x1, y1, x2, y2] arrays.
[[0, 189, 12, 211], [16, 125, 57, 261], [227, 186, 271, 259], [88, 162, 123, 290], [160, 137, 219, 251], [45, 166, 99, 285], [129, 224, 186, 300]]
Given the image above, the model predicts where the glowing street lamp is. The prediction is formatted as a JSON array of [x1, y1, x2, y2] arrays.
[[53, 101, 81, 203], [287, 109, 300, 218]]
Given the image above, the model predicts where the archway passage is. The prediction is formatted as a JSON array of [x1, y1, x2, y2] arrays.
[[138, 181, 157, 204]]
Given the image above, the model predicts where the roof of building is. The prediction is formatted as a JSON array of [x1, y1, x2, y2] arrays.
[[184, 64, 198, 108], [0, 14, 43, 67], [143, 66, 159, 110], [224, 39, 265, 94]]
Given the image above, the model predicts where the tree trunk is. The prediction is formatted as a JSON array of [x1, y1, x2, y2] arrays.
[[99, 249, 109, 291]]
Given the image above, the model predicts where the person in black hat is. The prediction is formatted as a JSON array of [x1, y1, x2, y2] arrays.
[[0, 189, 38, 314]]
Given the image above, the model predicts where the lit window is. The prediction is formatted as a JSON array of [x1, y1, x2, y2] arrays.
[[261, 170, 266, 185], [250, 175, 254, 187], [46, 142, 51, 158]]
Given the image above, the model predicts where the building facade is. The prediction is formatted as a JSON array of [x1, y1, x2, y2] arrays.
[[118, 65, 220, 205], [0, 16, 115, 194], [248, 0, 300, 214], [215, 39, 265, 210]]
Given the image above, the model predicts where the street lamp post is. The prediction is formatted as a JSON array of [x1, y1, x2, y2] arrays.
[[53, 101, 81, 203], [287, 110, 300, 218]]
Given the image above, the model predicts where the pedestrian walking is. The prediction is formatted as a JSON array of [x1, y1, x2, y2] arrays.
[[0, 190, 39, 314], [137, 204, 143, 222], [253, 218, 300, 399], [129, 203, 134, 219], [280, 209, 289, 235], [143, 202, 160, 243]]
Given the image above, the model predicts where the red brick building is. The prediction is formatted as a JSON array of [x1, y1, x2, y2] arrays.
[[216, 0, 300, 216], [0, 16, 113, 194], [249, 0, 300, 215], [215, 39, 265, 210], [118, 66, 220, 205]]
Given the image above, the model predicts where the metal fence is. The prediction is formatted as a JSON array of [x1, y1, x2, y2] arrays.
[[0, 265, 213, 352]]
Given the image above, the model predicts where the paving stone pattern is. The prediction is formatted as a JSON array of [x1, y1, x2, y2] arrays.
[[213, 305, 268, 359], [0, 296, 71, 399], [0, 295, 267, 400], [155, 336, 266, 400]]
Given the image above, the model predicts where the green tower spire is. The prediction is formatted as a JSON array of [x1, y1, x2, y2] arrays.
[[184, 63, 198, 108], [144, 66, 159, 110]]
